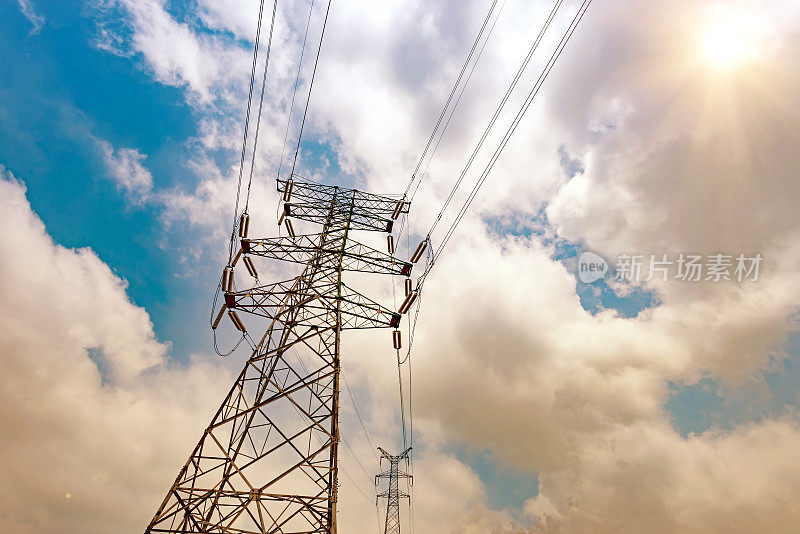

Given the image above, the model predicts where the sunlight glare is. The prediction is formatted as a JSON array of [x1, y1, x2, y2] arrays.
[[701, 13, 759, 69]]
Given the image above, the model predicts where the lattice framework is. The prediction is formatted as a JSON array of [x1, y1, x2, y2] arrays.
[[145, 179, 409, 534]]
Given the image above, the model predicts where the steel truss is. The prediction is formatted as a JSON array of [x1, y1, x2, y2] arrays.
[[375, 447, 412, 534], [145, 178, 409, 534]]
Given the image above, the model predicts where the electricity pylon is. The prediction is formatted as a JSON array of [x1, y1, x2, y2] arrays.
[[145, 178, 410, 533], [375, 447, 412, 534]]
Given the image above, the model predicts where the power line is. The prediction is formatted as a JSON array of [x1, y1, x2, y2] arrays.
[[403, 0, 500, 199], [408, 0, 509, 206], [291, 345, 380, 516], [212, 0, 275, 357], [396, 0, 508, 246], [389, 3, 511, 513], [432, 0, 595, 265], [199, 1, 595, 530], [392, 0, 569, 399], [277, 0, 317, 181], [244, 0, 279, 211], [405, 311, 416, 534], [343, 368, 381, 462], [292, 348, 378, 469], [287, 343, 378, 514], [426, 0, 565, 241], [390, 10, 596, 529], [289, 0, 334, 178], [396, 348, 408, 451], [340, 456, 376, 505], [229, 0, 268, 263]]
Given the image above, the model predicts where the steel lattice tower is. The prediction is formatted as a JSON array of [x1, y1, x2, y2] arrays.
[[375, 447, 412, 534], [145, 178, 410, 534]]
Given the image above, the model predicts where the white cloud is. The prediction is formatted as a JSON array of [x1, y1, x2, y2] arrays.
[[526, 418, 800, 533], [403, 222, 800, 531], [101, 0, 251, 105], [76, 0, 800, 530], [97, 139, 153, 203], [17, 0, 44, 35], [0, 169, 233, 532], [0, 168, 493, 533], [195, 0, 262, 39]]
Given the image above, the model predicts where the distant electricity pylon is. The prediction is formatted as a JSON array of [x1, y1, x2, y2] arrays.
[[376, 447, 412, 534], [145, 178, 412, 533]]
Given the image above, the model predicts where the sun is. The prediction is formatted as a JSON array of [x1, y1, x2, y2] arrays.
[[700, 12, 760, 69]]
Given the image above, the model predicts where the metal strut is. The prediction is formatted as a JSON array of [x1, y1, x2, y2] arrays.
[[145, 178, 410, 534]]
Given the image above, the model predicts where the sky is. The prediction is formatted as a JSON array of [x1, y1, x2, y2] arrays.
[[1, 0, 800, 532]]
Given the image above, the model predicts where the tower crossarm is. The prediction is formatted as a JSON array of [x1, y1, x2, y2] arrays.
[[225, 281, 401, 329], [376, 470, 412, 479], [279, 177, 409, 233], [279, 177, 410, 217], [376, 491, 411, 499], [242, 235, 412, 276], [284, 201, 395, 233]]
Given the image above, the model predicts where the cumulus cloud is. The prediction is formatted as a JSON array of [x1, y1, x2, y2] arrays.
[[93, 0, 251, 104], [0, 168, 490, 532], [526, 419, 800, 533], [0, 170, 233, 532], [76, 0, 800, 531], [97, 139, 154, 203], [406, 222, 800, 531]]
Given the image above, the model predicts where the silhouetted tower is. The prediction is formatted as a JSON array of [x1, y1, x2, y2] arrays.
[[145, 178, 411, 533], [376, 447, 412, 534]]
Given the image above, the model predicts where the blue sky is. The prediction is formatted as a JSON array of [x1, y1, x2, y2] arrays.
[[1, 1, 375, 364], [1, 1, 213, 359]]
